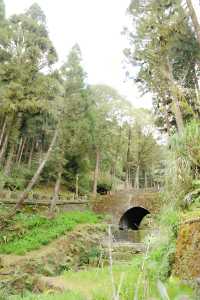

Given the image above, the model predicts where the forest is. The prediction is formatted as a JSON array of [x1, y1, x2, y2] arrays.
[[0, 0, 200, 299]]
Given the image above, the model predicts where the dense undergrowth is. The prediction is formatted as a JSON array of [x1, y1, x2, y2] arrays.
[[145, 205, 180, 281], [0, 209, 102, 255], [139, 121, 200, 296], [6, 260, 194, 300]]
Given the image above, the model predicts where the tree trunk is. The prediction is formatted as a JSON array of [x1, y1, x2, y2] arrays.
[[125, 126, 131, 189], [16, 138, 23, 162], [28, 142, 34, 168], [18, 138, 26, 165], [128, 167, 132, 187], [75, 173, 79, 199], [0, 117, 7, 148], [164, 60, 184, 133], [195, 83, 200, 104], [15, 129, 58, 210], [173, 96, 184, 134], [92, 149, 100, 197], [186, 0, 200, 46], [164, 104, 171, 136], [112, 126, 122, 191], [4, 144, 15, 176], [125, 167, 129, 189], [111, 166, 117, 192], [50, 171, 62, 213], [144, 171, 148, 189], [38, 145, 43, 164], [0, 134, 8, 163], [134, 165, 140, 189]]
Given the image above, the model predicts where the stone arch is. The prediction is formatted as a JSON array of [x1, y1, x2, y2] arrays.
[[119, 206, 150, 230]]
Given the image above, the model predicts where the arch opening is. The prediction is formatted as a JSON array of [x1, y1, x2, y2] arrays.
[[119, 206, 150, 230]]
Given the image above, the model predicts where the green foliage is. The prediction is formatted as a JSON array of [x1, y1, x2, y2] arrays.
[[10, 291, 86, 300], [162, 120, 200, 207], [170, 120, 200, 168], [0, 211, 101, 254], [79, 246, 102, 266], [149, 238, 176, 281], [125, 0, 200, 132], [62, 155, 91, 194], [158, 206, 181, 238], [0, 289, 9, 300], [146, 206, 180, 282], [9, 262, 194, 300], [0, 166, 35, 190], [0, 0, 164, 196]]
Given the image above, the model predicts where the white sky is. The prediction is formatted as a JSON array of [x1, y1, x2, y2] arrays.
[[4, 0, 200, 109], [5, 0, 152, 108]]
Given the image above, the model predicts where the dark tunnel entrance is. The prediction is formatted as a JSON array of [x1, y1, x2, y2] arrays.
[[119, 206, 150, 230]]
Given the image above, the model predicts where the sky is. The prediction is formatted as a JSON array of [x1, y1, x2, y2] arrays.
[[5, 0, 152, 108], [4, 0, 200, 109]]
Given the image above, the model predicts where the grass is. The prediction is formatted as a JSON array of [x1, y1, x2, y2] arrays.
[[182, 208, 200, 220], [0, 210, 102, 255], [9, 258, 194, 300], [9, 291, 85, 300]]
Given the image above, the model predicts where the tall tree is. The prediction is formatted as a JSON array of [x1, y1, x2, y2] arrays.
[[0, 3, 58, 175], [186, 0, 200, 46], [88, 85, 130, 196], [124, 0, 200, 134]]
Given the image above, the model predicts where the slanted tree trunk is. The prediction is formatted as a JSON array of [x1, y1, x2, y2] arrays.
[[0, 117, 7, 148], [186, 0, 200, 46], [18, 138, 26, 165], [15, 129, 58, 210], [50, 171, 62, 213], [167, 65, 184, 133], [0, 134, 8, 163], [163, 103, 171, 136], [92, 149, 100, 197], [164, 60, 184, 133], [0, 118, 14, 164]]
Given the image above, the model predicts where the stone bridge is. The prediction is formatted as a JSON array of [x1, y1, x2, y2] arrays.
[[93, 188, 160, 230]]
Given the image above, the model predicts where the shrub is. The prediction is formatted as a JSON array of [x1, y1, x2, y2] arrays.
[[144, 205, 180, 281], [0, 165, 35, 191]]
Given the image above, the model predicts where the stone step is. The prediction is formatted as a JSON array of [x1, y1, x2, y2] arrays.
[[112, 242, 145, 252], [103, 242, 145, 262]]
